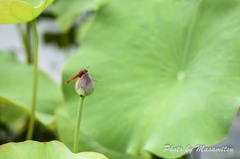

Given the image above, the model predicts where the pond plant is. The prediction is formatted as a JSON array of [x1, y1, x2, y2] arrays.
[[0, 0, 240, 159]]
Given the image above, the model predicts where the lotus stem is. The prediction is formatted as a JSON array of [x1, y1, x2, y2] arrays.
[[26, 19, 38, 140], [73, 96, 85, 153]]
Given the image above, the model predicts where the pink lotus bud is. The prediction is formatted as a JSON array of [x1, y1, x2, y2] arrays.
[[75, 73, 94, 97]]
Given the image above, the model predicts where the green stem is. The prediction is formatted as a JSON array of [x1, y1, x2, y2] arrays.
[[73, 96, 85, 153], [17, 22, 32, 64], [26, 19, 39, 140]]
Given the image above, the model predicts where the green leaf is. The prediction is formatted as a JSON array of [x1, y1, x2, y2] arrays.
[[0, 140, 107, 159], [51, 0, 105, 32], [0, 52, 64, 128], [0, 0, 54, 24], [62, 0, 240, 158], [0, 104, 26, 124], [56, 107, 151, 159], [0, 104, 27, 133], [75, 14, 96, 43]]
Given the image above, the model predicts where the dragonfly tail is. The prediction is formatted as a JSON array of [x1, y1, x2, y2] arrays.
[[65, 74, 79, 84]]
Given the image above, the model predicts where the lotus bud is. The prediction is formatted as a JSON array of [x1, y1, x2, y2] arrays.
[[75, 73, 94, 97]]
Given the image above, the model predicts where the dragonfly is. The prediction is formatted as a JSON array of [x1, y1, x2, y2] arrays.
[[65, 69, 88, 84]]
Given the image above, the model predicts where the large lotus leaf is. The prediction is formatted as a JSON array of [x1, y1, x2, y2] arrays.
[[0, 52, 64, 128], [51, 0, 106, 32], [62, 0, 240, 158], [0, 0, 54, 24], [56, 107, 151, 159], [0, 140, 107, 159]]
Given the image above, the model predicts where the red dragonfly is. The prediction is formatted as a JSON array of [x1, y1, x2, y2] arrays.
[[65, 69, 88, 84]]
